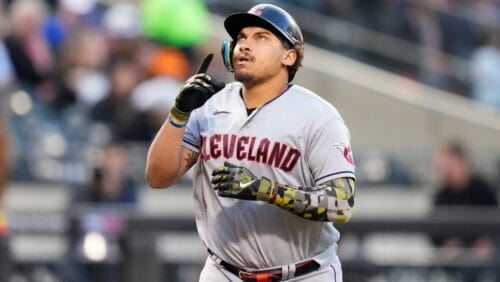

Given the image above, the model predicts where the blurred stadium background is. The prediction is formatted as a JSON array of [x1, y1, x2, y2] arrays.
[[1, 0, 500, 281]]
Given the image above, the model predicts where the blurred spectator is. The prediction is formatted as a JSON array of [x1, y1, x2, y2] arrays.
[[58, 0, 97, 17], [51, 27, 109, 112], [72, 141, 135, 282], [103, 3, 142, 69], [129, 46, 189, 141], [432, 141, 498, 260], [91, 59, 142, 141], [405, 1, 451, 90], [352, 0, 408, 37], [0, 1, 15, 88], [0, 109, 12, 281], [42, 0, 90, 53], [469, 29, 500, 108], [0, 41, 15, 88], [467, 0, 500, 30], [437, 0, 476, 59], [102, 3, 142, 40], [320, 1, 353, 19], [77, 143, 137, 204], [4, 0, 53, 94]]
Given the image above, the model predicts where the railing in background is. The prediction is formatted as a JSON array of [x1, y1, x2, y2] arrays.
[[8, 205, 500, 282]]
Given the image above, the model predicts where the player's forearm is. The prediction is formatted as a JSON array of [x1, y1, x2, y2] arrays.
[[146, 121, 186, 188], [269, 177, 355, 223]]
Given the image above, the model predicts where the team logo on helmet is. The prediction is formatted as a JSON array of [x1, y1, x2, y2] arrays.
[[252, 9, 262, 16]]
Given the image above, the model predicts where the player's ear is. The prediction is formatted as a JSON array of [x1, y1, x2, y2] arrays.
[[282, 48, 297, 67]]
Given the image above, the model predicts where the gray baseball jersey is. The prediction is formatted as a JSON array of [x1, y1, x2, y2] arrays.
[[182, 82, 355, 269]]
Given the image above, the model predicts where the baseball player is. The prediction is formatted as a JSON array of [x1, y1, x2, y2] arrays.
[[146, 4, 355, 282]]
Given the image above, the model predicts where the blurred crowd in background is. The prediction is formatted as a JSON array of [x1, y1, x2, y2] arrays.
[[0, 0, 499, 191], [0, 0, 500, 281], [0, 1, 210, 277], [279, 0, 500, 106], [0, 0, 214, 195]]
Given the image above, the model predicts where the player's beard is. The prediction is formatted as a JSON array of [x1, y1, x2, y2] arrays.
[[234, 67, 271, 87], [234, 70, 255, 84]]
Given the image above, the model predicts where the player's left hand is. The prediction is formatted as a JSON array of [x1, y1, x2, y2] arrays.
[[211, 162, 275, 202]]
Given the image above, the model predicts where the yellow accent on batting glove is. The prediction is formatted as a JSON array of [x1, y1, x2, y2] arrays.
[[211, 162, 275, 202]]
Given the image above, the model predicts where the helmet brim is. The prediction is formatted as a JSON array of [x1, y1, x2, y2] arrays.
[[224, 13, 293, 47]]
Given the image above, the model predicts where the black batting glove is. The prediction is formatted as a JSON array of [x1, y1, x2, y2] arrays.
[[169, 54, 225, 125], [211, 162, 275, 202]]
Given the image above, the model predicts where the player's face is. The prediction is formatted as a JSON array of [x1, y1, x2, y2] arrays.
[[233, 27, 295, 85]]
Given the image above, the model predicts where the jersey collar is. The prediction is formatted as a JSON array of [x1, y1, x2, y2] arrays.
[[238, 83, 294, 109]]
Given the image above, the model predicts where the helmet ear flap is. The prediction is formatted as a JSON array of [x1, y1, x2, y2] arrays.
[[221, 41, 234, 73]]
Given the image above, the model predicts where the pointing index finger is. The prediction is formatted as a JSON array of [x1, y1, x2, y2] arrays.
[[197, 53, 214, 74]]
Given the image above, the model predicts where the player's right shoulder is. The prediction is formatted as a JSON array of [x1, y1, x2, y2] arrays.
[[192, 82, 241, 115], [215, 82, 241, 96], [206, 82, 241, 103]]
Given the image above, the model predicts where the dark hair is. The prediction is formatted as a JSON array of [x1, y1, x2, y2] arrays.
[[445, 141, 467, 161], [287, 44, 304, 82]]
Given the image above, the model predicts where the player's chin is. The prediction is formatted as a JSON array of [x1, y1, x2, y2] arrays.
[[234, 69, 254, 83]]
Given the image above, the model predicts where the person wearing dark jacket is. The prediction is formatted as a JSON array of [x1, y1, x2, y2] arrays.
[[432, 141, 498, 262]]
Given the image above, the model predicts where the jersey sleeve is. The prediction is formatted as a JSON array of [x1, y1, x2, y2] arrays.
[[307, 117, 355, 185], [181, 109, 201, 153]]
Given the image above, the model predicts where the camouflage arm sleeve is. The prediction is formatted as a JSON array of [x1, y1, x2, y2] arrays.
[[269, 177, 355, 223]]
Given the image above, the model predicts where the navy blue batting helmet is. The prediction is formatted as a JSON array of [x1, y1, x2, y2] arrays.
[[221, 4, 304, 80], [224, 4, 304, 49]]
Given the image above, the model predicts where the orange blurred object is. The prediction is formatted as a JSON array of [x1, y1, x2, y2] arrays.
[[149, 48, 189, 81], [0, 211, 7, 236]]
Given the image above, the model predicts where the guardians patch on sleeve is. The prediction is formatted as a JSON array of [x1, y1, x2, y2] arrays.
[[333, 142, 354, 165]]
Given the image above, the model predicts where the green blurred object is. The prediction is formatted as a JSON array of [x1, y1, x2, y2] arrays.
[[141, 0, 210, 47]]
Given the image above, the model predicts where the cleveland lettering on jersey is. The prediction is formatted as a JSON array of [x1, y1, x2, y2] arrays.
[[201, 134, 301, 172]]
